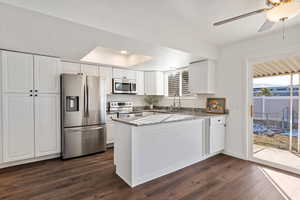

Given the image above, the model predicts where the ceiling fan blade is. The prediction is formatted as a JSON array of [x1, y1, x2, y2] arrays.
[[213, 8, 269, 26], [258, 19, 276, 32]]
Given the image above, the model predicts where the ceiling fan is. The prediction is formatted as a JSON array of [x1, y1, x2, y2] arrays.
[[213, 0, 300, 32]]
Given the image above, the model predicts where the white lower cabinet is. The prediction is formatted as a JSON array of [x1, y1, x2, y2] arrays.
[[3, 94, 35, 162], [106, 123, 114, 144], [106, 113, 117, 144], [210, 116, 226, 154], [1, 51, 62, 166], [34, 94, 60, 157], [2, 93, 61, 163]]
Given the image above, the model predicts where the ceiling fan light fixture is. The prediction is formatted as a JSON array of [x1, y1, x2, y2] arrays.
[[267, 2, 300, 22]]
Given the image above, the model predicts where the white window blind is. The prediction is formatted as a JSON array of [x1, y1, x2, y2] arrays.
[[167, 70, 191, 97], [168, 72, 180, 97], [181, 70, 190, 96]]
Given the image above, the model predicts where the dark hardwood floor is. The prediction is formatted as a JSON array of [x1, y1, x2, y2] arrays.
[[0, 149, 288, 200]]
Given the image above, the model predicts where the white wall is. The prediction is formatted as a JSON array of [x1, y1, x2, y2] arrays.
[[216, 25, 300, 159], [159, 95, 212, 108], [108, 94, 211, 109], [108, 95, 146, 107]]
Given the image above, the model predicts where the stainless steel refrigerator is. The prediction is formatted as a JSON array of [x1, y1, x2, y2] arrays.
[[61, 74, 107, 159]]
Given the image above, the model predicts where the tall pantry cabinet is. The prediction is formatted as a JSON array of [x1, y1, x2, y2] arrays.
[[1, 51, 61, 163]]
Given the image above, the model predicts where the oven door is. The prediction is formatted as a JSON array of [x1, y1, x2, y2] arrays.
[[113, 79, 131, 94]]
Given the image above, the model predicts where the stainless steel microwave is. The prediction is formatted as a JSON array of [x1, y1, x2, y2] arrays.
[[113, 78, 137, 94]]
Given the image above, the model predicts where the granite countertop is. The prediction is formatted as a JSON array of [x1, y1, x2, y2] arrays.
[[112, 113, 203, 126], [109, 107, 228, 126]]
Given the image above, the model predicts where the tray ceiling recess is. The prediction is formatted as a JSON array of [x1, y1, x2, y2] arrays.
[[81, 46, 152, 67]]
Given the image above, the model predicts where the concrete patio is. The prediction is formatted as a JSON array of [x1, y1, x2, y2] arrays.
[[253, 144, 300, 171]]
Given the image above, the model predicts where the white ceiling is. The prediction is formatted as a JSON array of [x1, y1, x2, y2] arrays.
[[1, 0, 300, 70], [1, 0, 300, 47], [0, 3, 192, 71]]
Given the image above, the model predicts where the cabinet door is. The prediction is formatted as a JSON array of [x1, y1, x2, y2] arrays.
[[106, 123, 114, 144], [34, 56, 61, 93], [61, 62, 81, 74], [82, 64, 99, 76], [126, 70, 136, 80], [2, 51, 33, 93], [99, 66, 113, 94], [189, 60, 215, 94], [136, 71, 144, 95], [144, 72, 164, 95], [113, 68, 125, 79], [35, 94, 61, 157], [113, 68, 136, 79], [210, 117, 226, 154], [155, 72, 164, 95], [144, 72, 153, 95], [3, 94, 35, 162]]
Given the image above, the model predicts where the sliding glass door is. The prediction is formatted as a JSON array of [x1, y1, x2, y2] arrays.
[[252, 73, 300, 170]]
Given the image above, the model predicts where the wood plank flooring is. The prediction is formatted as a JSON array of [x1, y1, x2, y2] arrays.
[[0, 149, 288, 200]]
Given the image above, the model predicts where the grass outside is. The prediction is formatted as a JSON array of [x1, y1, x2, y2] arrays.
[[254, 133, 300, 154]]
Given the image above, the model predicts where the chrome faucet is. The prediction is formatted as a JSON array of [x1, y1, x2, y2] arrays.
[[170, 94, 181, 112]]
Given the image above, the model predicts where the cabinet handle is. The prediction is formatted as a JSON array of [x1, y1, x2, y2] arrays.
[[35, 94, 38, 97], [35, 90, 38, 92], [30, 90, 33, 92], [30, 94, 33, 96]]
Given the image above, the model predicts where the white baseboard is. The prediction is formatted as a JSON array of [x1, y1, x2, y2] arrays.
[[222, 151, 246, 160], [0, 154, 60, 169]]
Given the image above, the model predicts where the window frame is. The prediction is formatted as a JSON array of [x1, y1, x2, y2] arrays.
[[164, 68, 196, 99]]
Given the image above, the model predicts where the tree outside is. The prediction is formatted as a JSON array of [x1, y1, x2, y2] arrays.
[[255, 88, 273, 96]]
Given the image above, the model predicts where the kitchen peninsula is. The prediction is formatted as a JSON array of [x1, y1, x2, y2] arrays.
[[113, 113, 226, 187]]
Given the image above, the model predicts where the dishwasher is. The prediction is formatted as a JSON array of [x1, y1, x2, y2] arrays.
[[202, 116, 226, 156]]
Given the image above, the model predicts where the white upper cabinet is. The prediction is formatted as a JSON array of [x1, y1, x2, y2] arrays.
[[81, 64, 99, 76], [189, 60, 215, 94], [144, 71, 164, 95], [2, 94, 35, 162], [136, 71, 145, 95], [1, 51, 33, 93], [113, 68, 136, 80], [99, 66, 113, 94], [34, 55, 61, 94], [34, 94, 60, 157], [61, 61, 81, 74]]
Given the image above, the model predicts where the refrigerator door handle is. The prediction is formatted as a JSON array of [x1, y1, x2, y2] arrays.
[[86, 81, 89, 117], [83, 81, 87, 117], [65, 126, 104, 131]]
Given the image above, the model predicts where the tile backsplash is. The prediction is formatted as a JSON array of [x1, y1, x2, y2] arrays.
[[107, 94, 214, 108]]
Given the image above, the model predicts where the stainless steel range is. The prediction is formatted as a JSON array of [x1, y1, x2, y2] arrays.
[[108, 101, 136, 118]]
